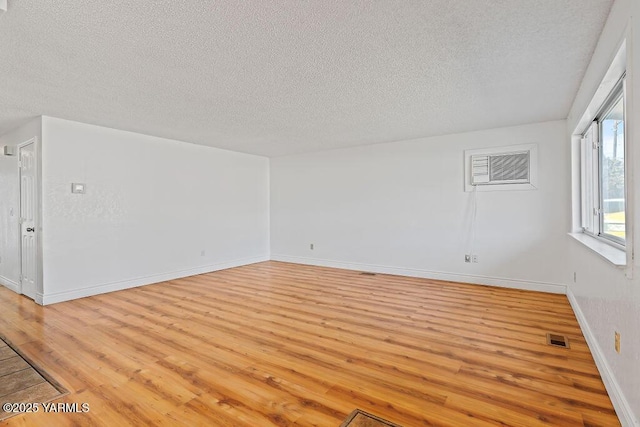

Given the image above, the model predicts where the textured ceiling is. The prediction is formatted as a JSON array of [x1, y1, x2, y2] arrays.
[[0, 1, 613, 157]]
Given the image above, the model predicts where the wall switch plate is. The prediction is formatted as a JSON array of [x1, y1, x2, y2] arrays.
[[200, 250, 206, 256], [3, 145, 15, 156], [71, 183, 86, 194], [615, 331, 621, 353], [464, 255, 471, 263]]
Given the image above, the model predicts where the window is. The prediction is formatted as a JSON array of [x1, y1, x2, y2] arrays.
[[580, 79, 626, 247]]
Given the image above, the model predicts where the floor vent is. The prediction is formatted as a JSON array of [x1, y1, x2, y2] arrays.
[[546, 333, 570, 348], [360, 272, 377, 276]]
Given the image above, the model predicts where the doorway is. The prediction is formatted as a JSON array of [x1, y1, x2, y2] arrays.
[[18, 139, 38, 300]]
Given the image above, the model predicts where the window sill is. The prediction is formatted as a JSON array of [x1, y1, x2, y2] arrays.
[[568, 232, 626, 267]]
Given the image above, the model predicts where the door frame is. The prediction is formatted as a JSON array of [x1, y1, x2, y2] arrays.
[[17, 137, 42, 302]]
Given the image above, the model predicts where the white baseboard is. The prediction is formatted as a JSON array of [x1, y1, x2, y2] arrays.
[[567, 288, 638, 426], [0, 275, 20, 293], [39, 255, 269, 305], [270, 254, 566, 294]]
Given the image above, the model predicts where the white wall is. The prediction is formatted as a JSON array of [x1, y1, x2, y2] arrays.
[[566, 0, 640, 424], [0, 117, 42, 293], [271, 120, 569, 293], [40, 117, 269, 304]]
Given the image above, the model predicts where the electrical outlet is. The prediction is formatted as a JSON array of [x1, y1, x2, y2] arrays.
[[200, 250, 206, 257], [310, 243, 314, 250], [573, 272, 576, 283], [464, 254, 471, 263], [615, 331, 621, 353], [472, 255, 478, 263]]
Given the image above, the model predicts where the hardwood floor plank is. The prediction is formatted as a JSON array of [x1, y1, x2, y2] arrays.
[[443, 392, 585, 427], [0, 261, 620, 426]]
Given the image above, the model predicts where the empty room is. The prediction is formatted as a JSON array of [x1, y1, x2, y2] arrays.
[[0, 1, 638, 426]]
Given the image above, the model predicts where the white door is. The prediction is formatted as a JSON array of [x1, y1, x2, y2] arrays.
[[19, 141, 37, 300]]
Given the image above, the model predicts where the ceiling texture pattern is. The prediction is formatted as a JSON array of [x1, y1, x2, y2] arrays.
[[0, 1, 613, 157]]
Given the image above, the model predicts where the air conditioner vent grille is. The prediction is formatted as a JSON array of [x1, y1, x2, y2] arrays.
[[490, 152, 530, 182], [471, 151, 531, 185]]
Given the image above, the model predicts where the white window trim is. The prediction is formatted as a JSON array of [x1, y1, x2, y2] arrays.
[[580, 121, 599, 236], [568, 232, 626, 267], [571, 39, 633, 274]]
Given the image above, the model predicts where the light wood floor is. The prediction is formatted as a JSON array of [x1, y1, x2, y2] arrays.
[[0, 261, 619, 426]]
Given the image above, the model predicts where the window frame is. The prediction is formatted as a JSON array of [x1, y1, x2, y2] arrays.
[[580, 77, 627, 249]]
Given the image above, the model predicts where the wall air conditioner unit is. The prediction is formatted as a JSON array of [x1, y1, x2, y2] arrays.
[[471, 151, 530, 185], [464, 144, 537, 192]]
